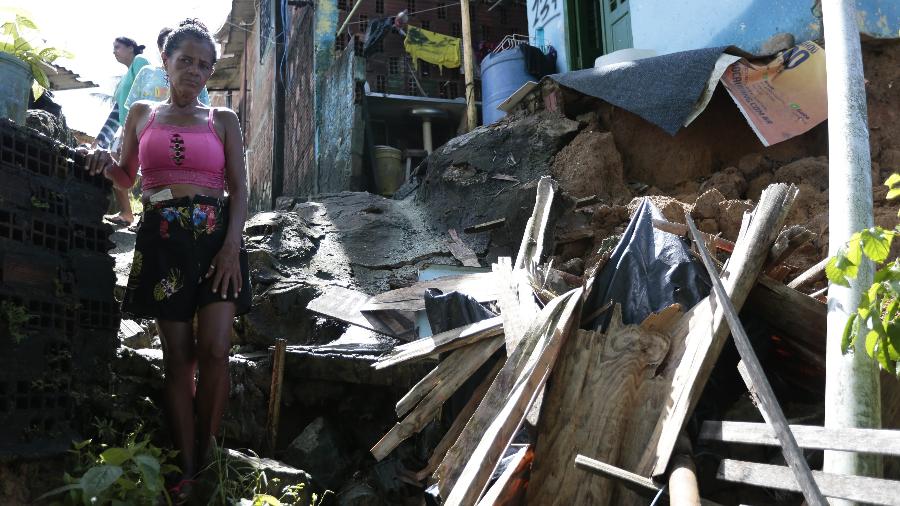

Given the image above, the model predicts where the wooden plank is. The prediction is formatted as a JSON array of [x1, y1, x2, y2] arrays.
[[746, 275, 826, 364], [476, 445, 531, 506], [448, 228, 481, 267], [573, 455, 724, 506], [786, 256, 829, 289], [651, 218, 735, 253], [371, 336, 504, 461], [434, 289, 580, 499], [443, 288, 583, 506], [717, 459, 900, 506], [415, 358, 503, 482], [636, 183, 799, 479], [766, 224, 814, 271], [526, 306, 670, 506], [361, 272, 500, 312], [464, 218, 506, 234], [687, 215, 825, 506], [514, 176, 555, 271], [392, 335, 502, 418], [265, 339, 287, 453], [699, 421, 900, 456], [373, 316, 504, 370], [492, 257, 540, 355], [306, 286, 398, 336]]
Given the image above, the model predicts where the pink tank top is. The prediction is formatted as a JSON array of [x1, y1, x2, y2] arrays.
[[138, 107, 226, 191]]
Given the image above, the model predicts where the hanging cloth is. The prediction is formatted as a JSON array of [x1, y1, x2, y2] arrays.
[[363, 17, 395, 56], [403, 26, 461, 71]]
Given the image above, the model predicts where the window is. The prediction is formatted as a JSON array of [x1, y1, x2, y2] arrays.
[[421, 20, 430, 31], [448, 82, 459, 99], [375, 0, 384, 14], [335, 34, 346, 51], [407, 77, 419, 96], [338, 0, 347, 10], [375, 75, 386, 93], [359, 15, 368, 32], [408, 0, 416, 15], [481, 25, 489, 41], [451, 22, 461, 37], [437, 2, 446, 19], [499, 7, 508, 24], [389, 56, 399, 75]]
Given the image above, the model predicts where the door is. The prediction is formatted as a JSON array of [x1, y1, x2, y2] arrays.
[[600, 0, 632, 53], [565, 0, 604, 69]]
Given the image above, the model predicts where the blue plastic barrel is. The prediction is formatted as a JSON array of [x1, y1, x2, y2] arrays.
[[480, 48, 532, 125]]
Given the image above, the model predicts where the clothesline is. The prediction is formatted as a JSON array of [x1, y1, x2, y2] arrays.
[[341, 2, 463, 26]]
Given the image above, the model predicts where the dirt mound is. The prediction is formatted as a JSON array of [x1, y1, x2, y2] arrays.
[[551, 128, 631, 203]]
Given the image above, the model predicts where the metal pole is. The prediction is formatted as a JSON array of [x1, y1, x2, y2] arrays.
[[335, 0, 364, 37], [821, 0, 882, 495], [459, 0, 478, 132]]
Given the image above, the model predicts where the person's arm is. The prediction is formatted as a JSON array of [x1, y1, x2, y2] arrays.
[[207, 107, 248, 298], [94, 105, 120, 149], [84, 102, 148, 189]]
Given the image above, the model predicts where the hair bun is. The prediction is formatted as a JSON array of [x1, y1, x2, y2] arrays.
[[179, 18, 209, 32], [137, 44, 146, 51]]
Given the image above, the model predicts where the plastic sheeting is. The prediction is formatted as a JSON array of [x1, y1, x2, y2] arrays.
[[586, 198, 710, 330]]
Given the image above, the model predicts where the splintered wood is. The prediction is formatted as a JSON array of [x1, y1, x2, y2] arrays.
[[526, 305, 673, 505]]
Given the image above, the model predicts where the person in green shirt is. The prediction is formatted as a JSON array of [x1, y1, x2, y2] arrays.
[[106, 36, 149, 226]]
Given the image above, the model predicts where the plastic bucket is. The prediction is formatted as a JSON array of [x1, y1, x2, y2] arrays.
[[373, 145, 404, 196], [0, 53, 32, 124]]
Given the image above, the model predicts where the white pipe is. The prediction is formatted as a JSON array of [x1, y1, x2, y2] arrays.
[[422, 117, 433, 153], [822, 0, 882, 496]]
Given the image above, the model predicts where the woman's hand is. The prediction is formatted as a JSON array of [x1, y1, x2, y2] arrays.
[[77, 147, 116, 180], [206, 239, 242, 299]]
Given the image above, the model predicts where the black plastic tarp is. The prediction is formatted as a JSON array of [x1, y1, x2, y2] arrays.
[[586, 198, 711, 330]]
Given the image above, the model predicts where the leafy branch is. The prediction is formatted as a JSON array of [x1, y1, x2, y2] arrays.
[[826, 173, 900, 374]]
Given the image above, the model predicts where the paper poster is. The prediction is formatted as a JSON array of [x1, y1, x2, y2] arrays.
[[721, 41, 828, 146]]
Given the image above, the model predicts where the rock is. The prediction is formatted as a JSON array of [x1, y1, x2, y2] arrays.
[[787, 183, 828, 226], [697, 218, 719, 235], [222, 353, 271, 448], [118, 319, 153, 349], [760, 32, 796, 56], [717, 199, 754, 241], [773, 156, 829, 191], [338, 481, 384, 506], [692, 188, 726, 219], [881, 149, 900, 172], [225, 449, 314, 499], [551, 129, 631, 202], [746, 172, 773, 202], [559, 257, 585, 276], [699, 167, 747, 199], [628, 196, 691, 225], [285, 417, 355, 490], [25, 109, 75, 146], [737, 153, 769, 180]]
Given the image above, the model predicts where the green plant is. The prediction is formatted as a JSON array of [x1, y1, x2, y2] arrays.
[[0, 10, 73, 90], [827, 173, 900, 374], [1, 300, 30, 344], [39, 428, 180, 505]]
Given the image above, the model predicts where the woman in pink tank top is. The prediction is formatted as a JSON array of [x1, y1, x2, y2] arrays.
[[81, 19, 249, 503]]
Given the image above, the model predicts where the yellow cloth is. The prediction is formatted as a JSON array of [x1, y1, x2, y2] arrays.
[[403, 26, 461, 71]]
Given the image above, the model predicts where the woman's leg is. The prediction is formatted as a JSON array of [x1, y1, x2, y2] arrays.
[[157, 320, 197, 478], [194, 302, 235, 467], [112, 186, 134, 224]]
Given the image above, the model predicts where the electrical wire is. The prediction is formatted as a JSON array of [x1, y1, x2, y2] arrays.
[[342, 1, 463, 26]]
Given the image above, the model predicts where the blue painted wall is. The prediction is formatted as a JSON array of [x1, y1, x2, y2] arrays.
[[631, 0, 899, 55], [527, 0, 571, 73]]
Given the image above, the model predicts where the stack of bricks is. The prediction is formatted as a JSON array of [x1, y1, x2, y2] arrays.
[[0, 119, 119, 457]]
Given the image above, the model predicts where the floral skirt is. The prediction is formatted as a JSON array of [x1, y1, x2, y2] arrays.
[[122, 195, 252, 322]]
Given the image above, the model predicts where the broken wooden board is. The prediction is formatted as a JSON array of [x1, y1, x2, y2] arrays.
[[526, 305, 670, 506], [690, 215, 825, 505], [717, 459, 900, 506], [464, 218, 506, 234], [448, 228, 481, 267], [443, 288, 583, 506], [371, 336, 504, 461], [476, 445, 531, 506], [415, 359, 504, 482], [361, 272, 500, 313], [700, 421, 900, 457], [373, 316, 503, 370], [635, 183, 799, 479], [492, 257, 540, 355], [746, 275, 826, 365], [786, 257, 828, 290], [433, 289, 580, 499], [514, 176, 555, 271], [306, 286, 403, 337], [574, 455, 724, 506]]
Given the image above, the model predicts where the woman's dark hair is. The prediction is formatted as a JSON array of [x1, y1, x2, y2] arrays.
[[114, 36, 146, 55], [157, 27, 173, 51], [163, 18, 217, 64]]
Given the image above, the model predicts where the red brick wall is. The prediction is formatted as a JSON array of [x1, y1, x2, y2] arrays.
[[283, 7, 317, 197], [338, 0, 528, 98]]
